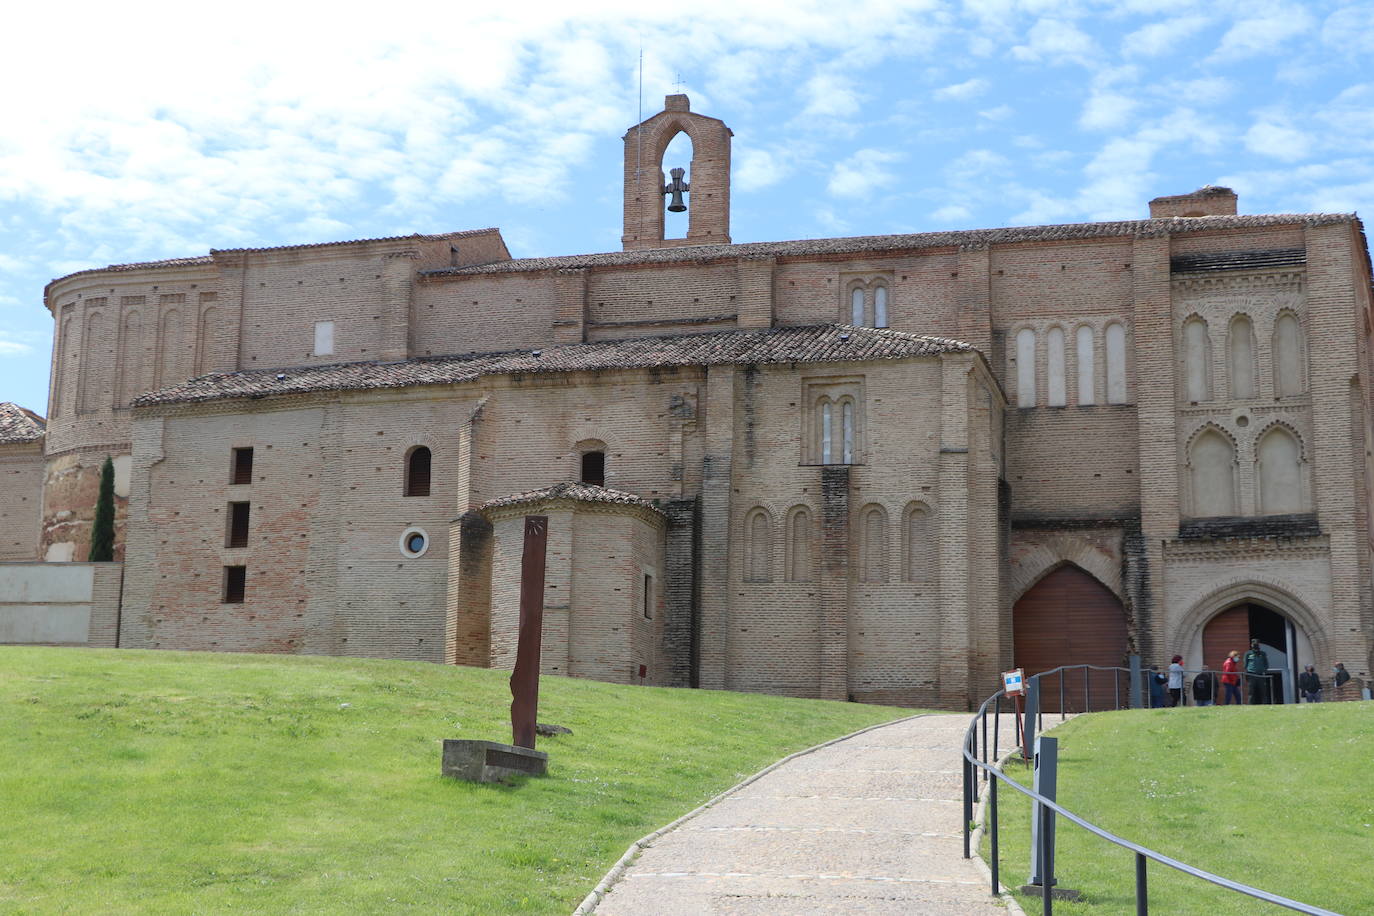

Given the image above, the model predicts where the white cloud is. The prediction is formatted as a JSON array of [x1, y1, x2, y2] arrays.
[[1159, 77, 1235, 107], [1011, 18, 1098, 66], [734, 147, 794, 193], [934, 78, 990, 101], [1245, 121, 1311, 162], [979, 105, 1014, 122], [800, 72, 864, 120], [827, 149, 904, 199], [1322, 5, 1374, 55], [1122, 15, 1210, 58], [932, 204, 973, 223], [0, 327, 43, 357], [1213, 3, 1316, 61], [1079, 91, 1139, 131]]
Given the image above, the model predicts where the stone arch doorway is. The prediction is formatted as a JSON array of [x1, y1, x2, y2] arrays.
[[1013, 564, 1129, 711], [1199, 603, 1311, 704]]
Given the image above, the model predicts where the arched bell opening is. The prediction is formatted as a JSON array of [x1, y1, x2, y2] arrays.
[[660, 130, 693, 240]]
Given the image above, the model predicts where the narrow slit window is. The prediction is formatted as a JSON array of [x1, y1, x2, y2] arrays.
[[226, 502, 250, 548], [231, 447, 254, 485], [405, 446, 432, 497], [581, 451, 605, 486], [223, 566, 246, 604], [643, 574, 654, 619]]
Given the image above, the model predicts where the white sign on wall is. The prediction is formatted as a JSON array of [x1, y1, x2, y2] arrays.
[[1003, 668, 1025, 696]]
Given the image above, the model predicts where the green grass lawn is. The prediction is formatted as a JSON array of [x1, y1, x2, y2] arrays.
[[982, 703, 1374, 914], [1, 647, 912, 914]]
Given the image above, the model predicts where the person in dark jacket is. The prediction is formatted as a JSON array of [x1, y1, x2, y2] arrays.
[[1193, 665, 1216, 706], [1298, 665, 1322, 703], [1148, 665, 1167, 708], [1333, 662, 1352, 699], [1243, 639, 1271, 705]]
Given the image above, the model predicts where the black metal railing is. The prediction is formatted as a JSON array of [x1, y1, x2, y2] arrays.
[[961, 664, 1342, 915]]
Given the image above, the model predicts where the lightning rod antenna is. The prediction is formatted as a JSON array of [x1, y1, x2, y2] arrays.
[[636, 44, 643, 180]]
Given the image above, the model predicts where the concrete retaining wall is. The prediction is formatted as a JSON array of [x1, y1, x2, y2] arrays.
[[0, 562, 124, 646]]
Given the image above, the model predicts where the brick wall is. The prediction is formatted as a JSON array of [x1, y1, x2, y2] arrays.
[[0, 442, 43, 560]]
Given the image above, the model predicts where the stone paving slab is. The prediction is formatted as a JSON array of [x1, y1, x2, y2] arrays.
[[687, 795, 957, 830], [598, 873, 993, 915], [591, 713, 1019, 916]]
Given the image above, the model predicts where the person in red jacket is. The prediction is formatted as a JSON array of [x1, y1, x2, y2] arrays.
[[1221, 650, 1242, 705]]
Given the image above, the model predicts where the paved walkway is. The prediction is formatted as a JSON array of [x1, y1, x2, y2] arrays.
[[590, 714, 1018, 915]]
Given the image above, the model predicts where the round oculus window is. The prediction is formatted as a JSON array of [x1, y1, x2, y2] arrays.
[[399, 526, 430, 558]]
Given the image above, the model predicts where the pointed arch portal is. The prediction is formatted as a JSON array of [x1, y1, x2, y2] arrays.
[[1013, 564, 1129, 711]]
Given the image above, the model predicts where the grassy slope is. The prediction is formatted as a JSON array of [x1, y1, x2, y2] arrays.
[[984, 703, 1374, 915], [1, 648, 911, 915]]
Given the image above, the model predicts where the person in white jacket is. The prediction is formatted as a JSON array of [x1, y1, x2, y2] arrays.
[[1167, 655, 1186, 707]]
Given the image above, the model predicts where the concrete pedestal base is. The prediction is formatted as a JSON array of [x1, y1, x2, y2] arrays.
[[442, 739, 548, 783]]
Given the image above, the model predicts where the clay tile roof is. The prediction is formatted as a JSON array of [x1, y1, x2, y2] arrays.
[[132, 324, 973, 408], [47, 228, 504, 288], [480, 481, 662, 513], [1170, 248, 1306, 273], [421, 213, 1357, 278], [209, 227, 500, 256], [0, 403, 46, 444]]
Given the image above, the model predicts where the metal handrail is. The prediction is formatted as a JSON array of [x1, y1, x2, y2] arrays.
[[961, 664, 1342, 915]]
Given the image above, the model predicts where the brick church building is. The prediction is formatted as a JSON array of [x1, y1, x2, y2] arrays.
[[5, 94, 1372, 709]]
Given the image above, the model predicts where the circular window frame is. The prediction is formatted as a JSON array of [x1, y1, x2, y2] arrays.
[[399, 526, 430, 558]]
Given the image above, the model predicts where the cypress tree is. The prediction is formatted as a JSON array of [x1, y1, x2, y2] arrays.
[[88, 456, 116, 562]]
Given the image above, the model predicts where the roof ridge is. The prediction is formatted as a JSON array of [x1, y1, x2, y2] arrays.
[[46, 228, 505, 290], [133, 324, 975, 408], [422, 213, 1358, 278]]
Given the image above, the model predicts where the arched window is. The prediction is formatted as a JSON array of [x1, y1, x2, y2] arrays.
[[1015, 328, 1036, 408], [1274, 312, 1305, 397], [850, 287, 865, 325], [1189, 429, 1236, 517], [1183, 317, 1211, 403], [1257, 426, 1304, 515], [157, 309, 184, 389], [116, 311, 142, 407], [1105, 322, 1127, 404], [873, 285, 888, 328], [841, 399, 855, 464], [580, 450, 605, 486], [861, 505, 888, 583], [902, 502, 933, 583], [405, 446, 432, 497], [745, 508, 773, 582], [54, 316, 73, 416], [1228, 315, 1256, 399], [785, 506, 813, 582], [197, 307, 221, 376], [1076, 326, 1095, 405], [1046, 327, 1066, 407], [79, 310, 107, 414]]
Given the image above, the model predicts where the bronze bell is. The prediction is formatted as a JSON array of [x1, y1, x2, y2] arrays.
[[664, 167, 689, 212]]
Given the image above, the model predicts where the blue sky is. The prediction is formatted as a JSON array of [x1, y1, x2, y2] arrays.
[[3, 0, 1372, 414]]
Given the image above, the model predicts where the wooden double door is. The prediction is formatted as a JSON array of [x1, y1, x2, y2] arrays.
[[1013, 564, 1130, 712]]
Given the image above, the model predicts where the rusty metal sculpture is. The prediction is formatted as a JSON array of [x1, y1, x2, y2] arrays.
[[510, 515, 548, 750]]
